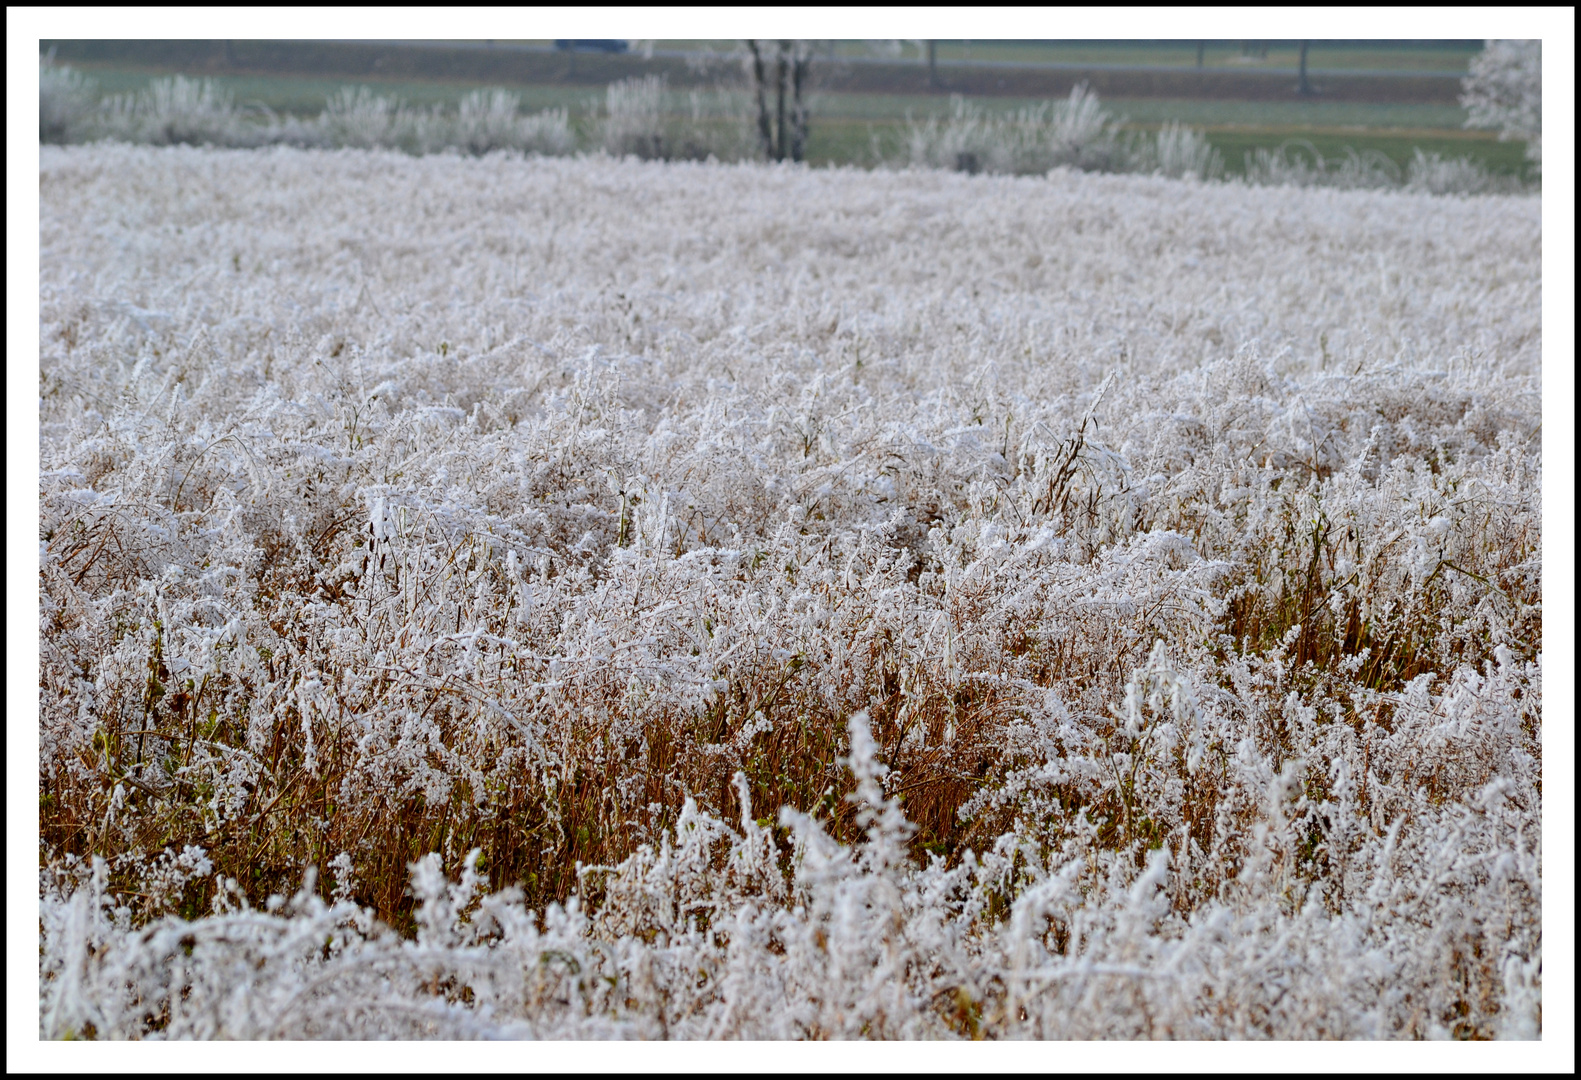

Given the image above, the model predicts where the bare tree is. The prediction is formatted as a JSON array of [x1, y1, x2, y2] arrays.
[[745, 40, 814, 162], [776, 44, 789, 160], [747, 40, 773, 156]]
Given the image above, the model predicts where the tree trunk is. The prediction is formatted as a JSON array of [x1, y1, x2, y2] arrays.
[[775, 42, 789, 162], [747, 39, 813, 163], [791, 48, 809, 162], [1298, 40, 1311, 96], [928, 40, 939, 88], [747, 41, 773, 160], [1196, 41, 1205, 69]]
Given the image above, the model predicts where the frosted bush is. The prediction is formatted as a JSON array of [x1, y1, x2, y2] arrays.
[[594, 75, 751, 162], [1327, 148, 1403, 189], [600, 74, 668, 160], [1404, 149, 1524, 196], [316, 86, 411, 151], [517, 107, 577, 157], [311, 87, 573, 158], [896, 87, 1517, 192], [455, 89, 574, 157], [101, 75, 262, 148], [39, 72, 575, 160], [456, 88, 527, 154], [678, 87, 759, 162], [1148, 121, 1225, 181], [1243, 141, 1404, 191], [1030, 83, 1132, 171], [39, 53, 100, 144], [904, 96, 999, 174], [1461, 40, 1541, 170], [904, 86, 1132, 175], [37, 146, 1541, 1039]]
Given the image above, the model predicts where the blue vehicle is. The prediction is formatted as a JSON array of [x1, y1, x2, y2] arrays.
[[554, 40, 630, 54]]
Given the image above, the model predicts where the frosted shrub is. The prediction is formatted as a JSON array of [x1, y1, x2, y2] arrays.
[[596, 75, 755, 162], [517, 106, 576, 157], [102, 75, 260, 148], [1031, 83, 1131, 171], [600, 74, 668, 160], [456, 88, 526, 154], [455, 89, 574, 157], [1148, 121, 1224, 181], [1461, 40, 1541, 170], [1327, 147, 1403, 189], [904, 96, 998, 174], [39, 73, 574, 159], [302, 88, 575, 157], [39, 54, 100, 144], [904, 86, 1131, 175], [1243, 140, 1404, 191], [677, 87, 759, 162], [1243, 139, 1528, 196], [1246, 141, 1351, 189], [1404, 149, 1523, 196], [37, 146, 1541, 1038], [316, 86, 411, 151]]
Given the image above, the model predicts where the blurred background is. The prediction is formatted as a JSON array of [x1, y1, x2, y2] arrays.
[[38, 39, 1539, 185]]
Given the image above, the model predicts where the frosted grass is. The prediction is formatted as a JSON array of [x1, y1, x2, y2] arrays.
[[38, 146, 1541, 1039]]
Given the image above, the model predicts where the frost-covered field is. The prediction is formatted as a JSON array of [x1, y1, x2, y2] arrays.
[[38, 145, 1541, 1039]]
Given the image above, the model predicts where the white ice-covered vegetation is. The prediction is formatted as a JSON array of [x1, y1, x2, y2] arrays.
[[40, 53, 1539, 196], [38, 144, 1540, 1039]]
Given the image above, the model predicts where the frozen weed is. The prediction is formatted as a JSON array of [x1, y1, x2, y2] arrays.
[[37, 146, 1541, 1038]]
